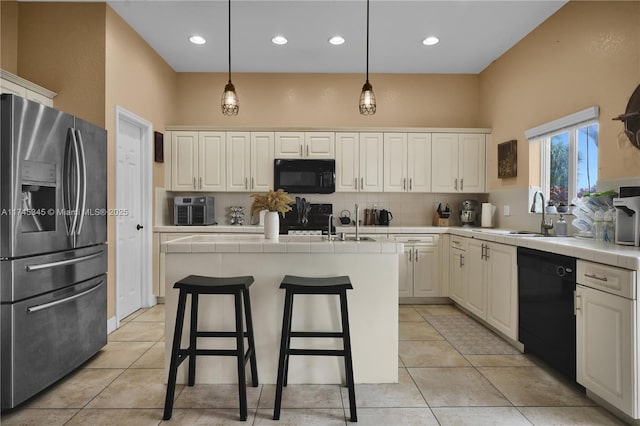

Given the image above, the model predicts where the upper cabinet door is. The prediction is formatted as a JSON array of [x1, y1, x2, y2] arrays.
[[383, 133, 408, 192], [198, 132, 226, 191], [226, 132, 251, 192], [459, 133, 486, 193], [335, 133, 360, 192], [250, 132, 275, 191], [407, 133, 432, 192], [431, 133, 459, 193], [275, 132, 305, 158], [359, 133, 384, 192], [171, 131, 198, 191], [305, 132, 335, 158]]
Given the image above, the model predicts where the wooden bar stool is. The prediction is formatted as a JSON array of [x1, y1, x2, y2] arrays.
[[273, 275, 357, 422], [163, 275, 258, 422]]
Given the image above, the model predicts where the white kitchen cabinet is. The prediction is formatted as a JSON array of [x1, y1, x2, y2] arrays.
[[450, 237, 517, 340], [275, 132, 334, 158], [431, 133, 486, 193], [335, 132, 383, 192], [171, 131, 226, 191], [0, 69, 56, 107], [383, 133, 431, 192], [449, 236, 467, 305], [395, 235, 440, 298], [227, 132, 274, 192], [576, 284, 634, 416], [575, 259, 638, 418]]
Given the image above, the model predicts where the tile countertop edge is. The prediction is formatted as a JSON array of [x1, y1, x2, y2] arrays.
[[155, 225, 640, 269]]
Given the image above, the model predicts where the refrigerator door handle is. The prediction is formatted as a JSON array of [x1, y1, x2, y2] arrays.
[[74, 129, 88, 236], [26, 281, 103, 314], [25, 251, 103, 272], [64, 128, 81, 243]]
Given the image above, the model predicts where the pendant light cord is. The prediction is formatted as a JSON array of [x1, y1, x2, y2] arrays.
[[365, 0, 369, 83], [228, 0, 232, 83]]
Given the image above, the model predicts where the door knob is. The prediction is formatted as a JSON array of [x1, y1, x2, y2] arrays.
[[136, 224, 144, 230]]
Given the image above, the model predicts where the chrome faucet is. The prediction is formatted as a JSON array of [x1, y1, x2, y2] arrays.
[[530, 191, 554, 236], [354, 204, 361, 241], [327, 214, 333, 241]]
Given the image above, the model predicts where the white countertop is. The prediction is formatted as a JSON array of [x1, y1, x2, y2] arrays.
[[161, 234, 404, 254], [155, 224, 640, 270]]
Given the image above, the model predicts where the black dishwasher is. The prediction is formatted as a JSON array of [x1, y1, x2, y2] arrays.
[[518, 247, 577, 381]]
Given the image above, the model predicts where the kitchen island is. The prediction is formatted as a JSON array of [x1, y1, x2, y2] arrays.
[[161, 234, 403, 385]]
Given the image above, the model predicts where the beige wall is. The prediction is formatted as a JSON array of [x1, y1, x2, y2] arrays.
[[17, 3, 106, 126], [174, 73, 481, 128], [1, 0, 19, 74], [105, 6, 177, 317], [480, 1, 640, 191]]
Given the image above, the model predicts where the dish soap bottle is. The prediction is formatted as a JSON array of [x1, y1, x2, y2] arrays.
[[556, 214, 568, 237]]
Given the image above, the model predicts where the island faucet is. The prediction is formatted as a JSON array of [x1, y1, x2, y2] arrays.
[[354, 204, 361, 241], [530, 191, 554, 236], [327, 214, 333, 241]]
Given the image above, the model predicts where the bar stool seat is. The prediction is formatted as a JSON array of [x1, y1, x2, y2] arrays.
[[163, 275, 258, 422], [273, 275, 357, 422]]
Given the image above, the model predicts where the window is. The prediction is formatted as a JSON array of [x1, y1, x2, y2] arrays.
[[526, 107, 599, 206]]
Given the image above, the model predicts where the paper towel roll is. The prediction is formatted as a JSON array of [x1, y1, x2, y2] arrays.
[[481, 203, 495, 228]]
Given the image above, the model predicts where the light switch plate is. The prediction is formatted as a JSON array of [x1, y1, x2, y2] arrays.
[[503, 205, 510, 216]]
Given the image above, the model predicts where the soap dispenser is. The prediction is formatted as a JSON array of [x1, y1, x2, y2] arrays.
[[556, 214, 568, 237]]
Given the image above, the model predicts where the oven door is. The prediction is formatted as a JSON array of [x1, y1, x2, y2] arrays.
[[1, 275, 106, 409]]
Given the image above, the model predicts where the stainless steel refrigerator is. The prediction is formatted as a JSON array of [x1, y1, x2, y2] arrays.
[[0, 94, 108, 410]]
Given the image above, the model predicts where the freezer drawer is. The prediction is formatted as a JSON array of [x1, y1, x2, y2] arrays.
[[0, 245, 106, 303], [1, 275, 106, 410]]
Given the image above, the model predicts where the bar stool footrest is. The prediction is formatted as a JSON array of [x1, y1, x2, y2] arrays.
[[290, 331, 344, 338], [287, 349, 345, 356]]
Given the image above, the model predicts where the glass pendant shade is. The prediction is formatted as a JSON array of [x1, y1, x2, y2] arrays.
[[221, 81, 239, 116], [359, 81, 376, 115]]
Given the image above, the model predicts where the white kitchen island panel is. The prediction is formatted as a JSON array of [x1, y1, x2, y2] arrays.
[[162, 235, 401, 386]]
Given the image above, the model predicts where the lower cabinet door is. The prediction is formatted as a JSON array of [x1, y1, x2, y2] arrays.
[[398, 245, 413, 298], [413, 246, 439, 297], [465, 240, 486, 319], [449, 248, 465, 305], [486, 243, 517, 340], [576, 285, 635, 417]]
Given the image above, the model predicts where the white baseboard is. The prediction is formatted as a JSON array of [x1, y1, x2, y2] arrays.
[[107, 316, 117, 334]]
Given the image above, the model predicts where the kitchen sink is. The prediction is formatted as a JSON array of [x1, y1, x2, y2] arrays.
[[340, 236, 375, 241]]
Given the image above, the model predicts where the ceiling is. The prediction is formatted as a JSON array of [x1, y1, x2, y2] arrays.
[[106, 0, 567, 74]]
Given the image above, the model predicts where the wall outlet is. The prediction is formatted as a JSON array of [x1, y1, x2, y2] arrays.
[[503, 205, 511, 216]]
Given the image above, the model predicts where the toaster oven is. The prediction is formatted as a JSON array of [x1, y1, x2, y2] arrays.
[[174, 196, 215, 225]]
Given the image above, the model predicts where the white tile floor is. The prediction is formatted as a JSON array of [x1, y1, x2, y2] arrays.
[[0, 304, 628, 425]]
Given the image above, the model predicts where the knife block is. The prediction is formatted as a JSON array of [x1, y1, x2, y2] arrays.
[[432, 217, 449, 227]]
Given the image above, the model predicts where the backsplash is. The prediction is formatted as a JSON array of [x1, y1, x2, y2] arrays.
[[156, 189, 487, 227]]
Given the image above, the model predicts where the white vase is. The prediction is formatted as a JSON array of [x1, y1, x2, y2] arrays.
[[264, 211, 280, 240]]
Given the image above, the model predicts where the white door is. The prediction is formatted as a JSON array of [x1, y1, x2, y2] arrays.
[[383, 133, 408, 192], [576, 285, 634, 416], [431, 133, 459, 192], [449, 247, 465, 305], [251, 132, 275, 191], [226, 132, 251, 191], [407, 133, 432, 192], [275, 132, 304, 158], [413, 245, 439, 297], [398, 245, 413, 298], [359, 132, 384, 192], [115, 107, 154, 322], [486, 243, 517, 340], [199, 132, 226, 191], [305, 132, 335, 158], [459, 133, 486, 193], [335, 133, 359, 192], [465, 239, 487, 319], [171, 131, 198, 191]]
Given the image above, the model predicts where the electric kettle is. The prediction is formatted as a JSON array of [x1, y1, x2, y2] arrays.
[[379, 209, 393, 226]]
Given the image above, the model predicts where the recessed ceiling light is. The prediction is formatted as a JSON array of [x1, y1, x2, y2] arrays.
[[189, 35, 206, 45], [272, 36, 288, 45], [329, 36, 345, 46], [422, 36, 439, 46]]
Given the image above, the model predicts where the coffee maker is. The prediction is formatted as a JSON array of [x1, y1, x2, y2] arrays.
[[614, 186, 640, 246], [460, 200, 479, 227]]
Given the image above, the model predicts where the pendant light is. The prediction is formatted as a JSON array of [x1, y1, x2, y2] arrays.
[[221, 0, 239, 116], [359, 0, 376, 115]]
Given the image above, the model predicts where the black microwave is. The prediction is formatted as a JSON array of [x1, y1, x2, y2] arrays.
[[274, 159, 335, 194]]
